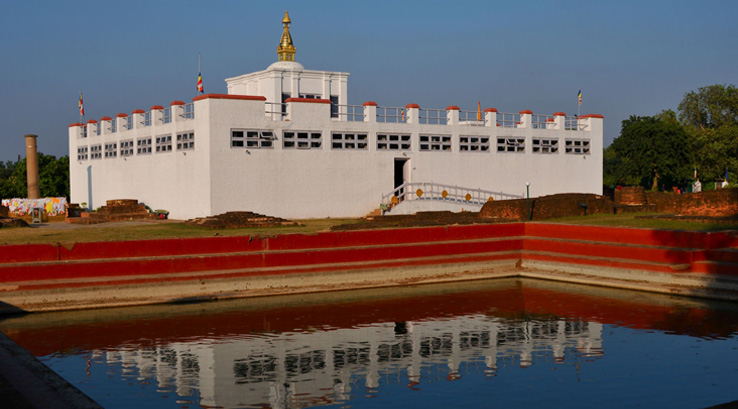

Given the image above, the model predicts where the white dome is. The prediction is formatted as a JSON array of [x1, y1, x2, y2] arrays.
[[267, 60, 305, 71]]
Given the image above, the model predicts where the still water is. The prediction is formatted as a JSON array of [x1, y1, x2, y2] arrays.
[[1, 278, 737, 408]]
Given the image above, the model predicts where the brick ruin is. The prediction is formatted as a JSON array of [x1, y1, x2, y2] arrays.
[[67, 199, 155, 225], [185, 212, 300, 229], [478, 187, 738, 222]]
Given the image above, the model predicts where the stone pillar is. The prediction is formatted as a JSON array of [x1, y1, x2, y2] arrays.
[[446, 106, 460, 125], [519, 110, 533, 128], [553, 112, 566, 130], [363, 101, 377, 123], [25, 134, 40, 199], [405, 103, 420, 124], [484, 108, 498, 127]]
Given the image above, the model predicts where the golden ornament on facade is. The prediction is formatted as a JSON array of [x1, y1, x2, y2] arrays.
[[488, 196, 494, 202], [391, 196, 399, 204], [416, 189, 423, 197], [442, 190, 448, 198], [465, 193, 472, 201]]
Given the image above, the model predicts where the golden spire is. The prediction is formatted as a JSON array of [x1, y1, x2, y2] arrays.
[[277, 10, 296, 62]]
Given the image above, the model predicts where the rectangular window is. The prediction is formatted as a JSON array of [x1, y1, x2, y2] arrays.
[[331, 132, 368, 150], [377, 134, 411, 150], [283, 131, 322, 149], [110, 120, 117, 133], [231, 130, 274, 148], [459, 136, 490, 152], [565, 139, 590, 154], [90, 144, 102, 160], [176, 131, 195, 150], [532, 138, 559, 154], [137, 137, 152, 155], [81, 127, 88, 139], [330, 95, 339, 118], [419, 135, 451, 151], [120, 140, 134, 157], [497, 137, 525, 153], [142, 112, 151, 127], [104, 142, 117, 158], [77, 146, 88, 161], [156, 134, 172, 153], [162, 107, 172, 124]]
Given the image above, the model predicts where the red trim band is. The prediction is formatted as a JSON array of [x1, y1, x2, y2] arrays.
[[553, 112, 566, 116], [193, 94, 267, 102], [116, 113, 128, 118], [484, 108, 498, 113], [405, 103, 420, 109], [363, 101, 378, 107], [446, 106, 460, 111], [170, 100, 185, 106], [520, 110, 533, 115], [132, 109, 145, 114]]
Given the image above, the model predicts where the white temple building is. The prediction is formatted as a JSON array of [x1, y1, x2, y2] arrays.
[[68, 11, 603, 220]]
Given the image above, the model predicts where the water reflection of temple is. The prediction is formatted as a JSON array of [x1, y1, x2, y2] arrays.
[[101, 315, 603, 408]]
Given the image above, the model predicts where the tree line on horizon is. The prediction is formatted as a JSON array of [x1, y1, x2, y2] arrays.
[[0, 153, 69, 200], [604, 84, 738, 191]]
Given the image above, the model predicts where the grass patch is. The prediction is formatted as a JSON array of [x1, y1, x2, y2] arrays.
[[0, 218, 361, 245], [546, 213, 738, 231]]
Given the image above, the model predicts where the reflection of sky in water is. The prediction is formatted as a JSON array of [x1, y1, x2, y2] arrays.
[[4, 279, 738, 408]]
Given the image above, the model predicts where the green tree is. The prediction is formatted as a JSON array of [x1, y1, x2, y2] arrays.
[[0, 160, 26, 199], [678, 84, 738, 182], [608, 115, 693, 190], [0, 153, 69, 200], [678, 84, 738, 129]]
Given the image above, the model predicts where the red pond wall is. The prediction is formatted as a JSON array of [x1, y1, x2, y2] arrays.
[[1, 223, 737, 289]]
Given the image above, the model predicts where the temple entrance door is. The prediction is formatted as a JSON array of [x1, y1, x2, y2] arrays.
[[394, 158, 410, 201]]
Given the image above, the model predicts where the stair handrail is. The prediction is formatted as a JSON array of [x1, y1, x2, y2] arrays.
[[381, 182, 522, 209]]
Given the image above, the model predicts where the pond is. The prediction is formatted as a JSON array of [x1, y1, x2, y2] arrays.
[[1, 278, 737, 408]]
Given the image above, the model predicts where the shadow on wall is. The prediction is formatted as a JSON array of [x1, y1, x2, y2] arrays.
[[86, 165, 93, 210]]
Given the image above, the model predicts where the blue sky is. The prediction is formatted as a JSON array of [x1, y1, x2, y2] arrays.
[[1, 1, 736, 162]]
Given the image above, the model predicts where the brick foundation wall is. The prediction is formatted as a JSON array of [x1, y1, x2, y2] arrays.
[[614, 186, 647, 205], [479, 199, 529, 220], [480, 194, 613, 221], [646, 188, 738, 217]]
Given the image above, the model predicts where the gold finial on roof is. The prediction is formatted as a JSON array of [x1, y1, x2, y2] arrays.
[[277, 10, 296, 62]]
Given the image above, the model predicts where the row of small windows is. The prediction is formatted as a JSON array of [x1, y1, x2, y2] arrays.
[[77, 132, 194, 160], [228, 130, 589, 154]]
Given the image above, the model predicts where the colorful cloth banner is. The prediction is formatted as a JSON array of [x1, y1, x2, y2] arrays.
[[1, 197, 68, 216]]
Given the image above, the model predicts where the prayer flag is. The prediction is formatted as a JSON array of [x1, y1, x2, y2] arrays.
[[578, 89, 582, 106], [79, 92, 84, 116], [197, 72, 204, 93], [477, 101, 481, 121]]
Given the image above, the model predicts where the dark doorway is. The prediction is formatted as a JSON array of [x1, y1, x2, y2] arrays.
[[394, 158, 409, 200]]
